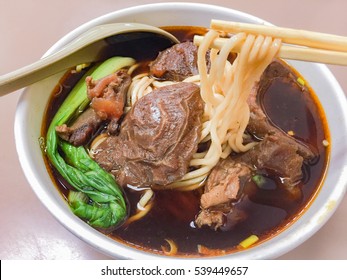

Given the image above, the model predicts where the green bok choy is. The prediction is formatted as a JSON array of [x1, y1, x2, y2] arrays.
[[46, 56, 135, 228]]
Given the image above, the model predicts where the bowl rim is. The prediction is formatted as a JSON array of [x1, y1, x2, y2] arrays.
[[14, 2, 347, 259]]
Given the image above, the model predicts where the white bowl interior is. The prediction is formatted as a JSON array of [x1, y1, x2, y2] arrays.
[[14, 2, 347, 259]]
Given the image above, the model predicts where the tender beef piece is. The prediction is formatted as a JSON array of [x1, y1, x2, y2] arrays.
[[195, 158, 251, 230], [195, 133, 303, 230], [149, 41, 202, 81], [196, 206, 247, 231], [87, 69, 131, 134], [55, 70, 131, 146], [247, 60, 315, 160], [56, 108, 103, 146], [239, 133, 304, 187], [94, 82, 204, 187], [201, 160, 251, 209], [195, 210, 224, 230]]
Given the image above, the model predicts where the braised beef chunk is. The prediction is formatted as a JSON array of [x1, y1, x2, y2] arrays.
[[196, 206, 247, 231], [195, 210, 224, 230], [195, 158, 251, 230], [87, 70, 131, 135], [240, 133, 304, 187], [247, 60, 315, 160], [149, 41, 201, 81], [94, 82, 204, 187], [55, 70, 131, 146], [86, 69, 131, 122], [200, 159, 251, 209], [195, 133, 306, 230], [55, 108, 103, 146]]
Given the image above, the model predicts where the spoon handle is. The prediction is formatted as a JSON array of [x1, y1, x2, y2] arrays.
[[0, 23, 179, 96], [0, 42, 105, 96]]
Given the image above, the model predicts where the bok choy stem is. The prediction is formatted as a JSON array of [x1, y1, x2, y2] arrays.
[[46, 56, 135, 228]]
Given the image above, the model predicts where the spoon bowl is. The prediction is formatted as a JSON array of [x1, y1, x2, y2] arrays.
[[0, 22, 178, 96]]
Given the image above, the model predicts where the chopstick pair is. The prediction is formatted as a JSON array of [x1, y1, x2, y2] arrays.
[[193, 19, 347, 65]]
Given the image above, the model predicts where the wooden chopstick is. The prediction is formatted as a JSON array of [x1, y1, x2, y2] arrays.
[[193, 19, 347, 65], [211, 19, 347, 52], [193, 35, 347, 66]]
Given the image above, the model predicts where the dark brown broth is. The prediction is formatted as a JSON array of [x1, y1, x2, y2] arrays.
[[43, 26, 329, 257]]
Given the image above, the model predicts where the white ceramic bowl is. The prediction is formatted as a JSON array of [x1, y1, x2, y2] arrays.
[[14, 2, 347, 259]]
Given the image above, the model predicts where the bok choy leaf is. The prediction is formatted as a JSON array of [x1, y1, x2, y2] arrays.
[[46, 56, 135, 228]]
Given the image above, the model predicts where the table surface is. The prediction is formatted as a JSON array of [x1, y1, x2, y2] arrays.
[[1, 0, 346, 260]]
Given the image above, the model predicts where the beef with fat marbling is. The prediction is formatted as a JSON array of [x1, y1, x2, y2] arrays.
[[55, 70, 131, 145], [149, 41, 209, 81], [195, 159, 251, 230], [55, 108, 103, 146], [94, 82, 204, 187], [239, 133, 304, 187]]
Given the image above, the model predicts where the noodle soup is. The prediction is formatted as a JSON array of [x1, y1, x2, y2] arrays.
[[42, 26, 329, 257]]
